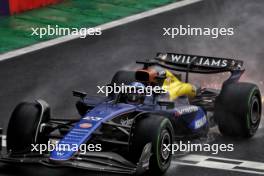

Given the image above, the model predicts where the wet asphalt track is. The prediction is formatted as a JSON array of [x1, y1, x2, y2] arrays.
[[0, 0, 264, 175]]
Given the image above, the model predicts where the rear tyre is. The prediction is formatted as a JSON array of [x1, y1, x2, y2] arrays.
[[7, 101, 50, 154], [215, 82, 262, 138], [129, 115, 174, 175]]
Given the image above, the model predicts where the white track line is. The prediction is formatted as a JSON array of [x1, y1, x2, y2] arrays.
[[173, 154, 264, 175], [0, 0, 202, 62], [1, 138, 263, 175], [1, 135, 6, 147]]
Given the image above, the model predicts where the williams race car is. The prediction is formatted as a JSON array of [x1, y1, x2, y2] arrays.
[[0, 53, 262, 175]]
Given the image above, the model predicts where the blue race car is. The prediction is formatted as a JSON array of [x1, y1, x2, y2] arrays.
[[0, 53, 262, 175]]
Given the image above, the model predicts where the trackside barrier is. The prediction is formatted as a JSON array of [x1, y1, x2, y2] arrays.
[[0, 0, 62, 15]]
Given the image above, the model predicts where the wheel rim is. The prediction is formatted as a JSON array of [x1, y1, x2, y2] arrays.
[[160, 129, 171, 163], [250, 97, 260, 124]]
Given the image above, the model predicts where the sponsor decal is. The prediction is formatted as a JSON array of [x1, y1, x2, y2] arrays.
[[56, 152, 65, 156], [157, 53, 229, 68], [194, 115, 207, 129], [83, 116, 102, 121], [176, 106, 199, 115], [80, 123, 92, 129]]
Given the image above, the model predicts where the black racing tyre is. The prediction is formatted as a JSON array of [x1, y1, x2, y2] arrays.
[[214, 82, 262, 138], [7, 101, 50, 154], [129, 115, 174, 175], [111, 70, 136, 85]]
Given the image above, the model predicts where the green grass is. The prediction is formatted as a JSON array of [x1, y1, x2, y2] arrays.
[[0, 0, 177, 54]]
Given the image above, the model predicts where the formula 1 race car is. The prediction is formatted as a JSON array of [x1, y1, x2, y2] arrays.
[[0, 53, 262, 175]]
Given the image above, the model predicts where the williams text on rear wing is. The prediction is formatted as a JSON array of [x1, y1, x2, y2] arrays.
[[154, 53, 244, 74]]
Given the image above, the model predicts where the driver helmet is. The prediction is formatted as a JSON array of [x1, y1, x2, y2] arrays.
[[126, 82, 146, 104]]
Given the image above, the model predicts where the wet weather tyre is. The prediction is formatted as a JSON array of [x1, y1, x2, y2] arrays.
[[129, 115, 174, 175], [7, 101, 49, 154], [215, 83, 262, 138]]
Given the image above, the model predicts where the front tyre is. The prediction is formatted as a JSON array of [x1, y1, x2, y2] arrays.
[[7, 100, 50, 154], [129, 115, 174, 174]]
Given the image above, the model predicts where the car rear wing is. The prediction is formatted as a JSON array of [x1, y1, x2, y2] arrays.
[[137, 53, 244, 74]]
